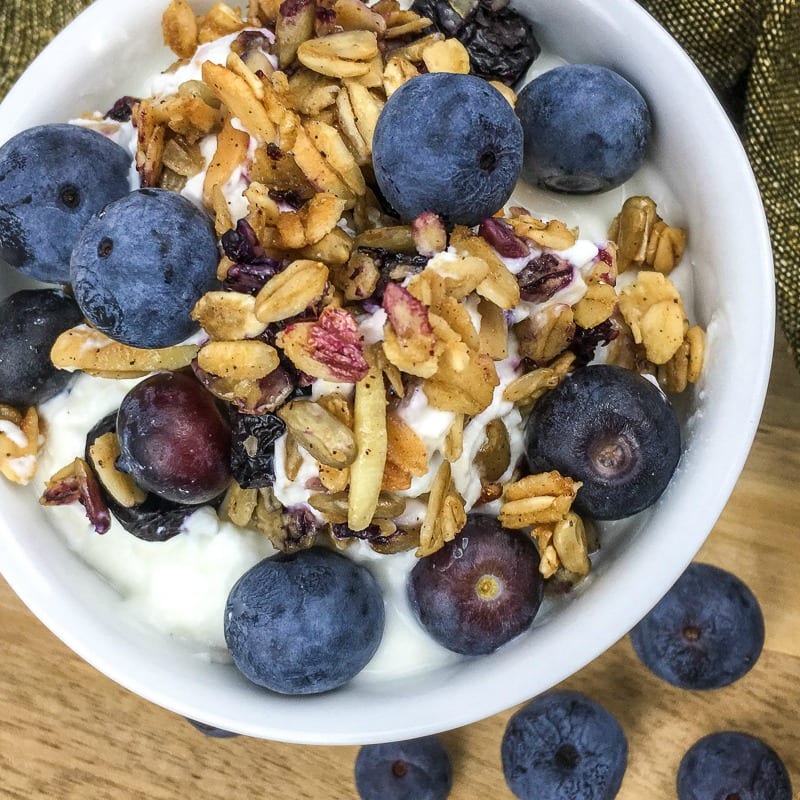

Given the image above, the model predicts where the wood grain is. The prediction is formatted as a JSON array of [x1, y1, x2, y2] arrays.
[[1, 336, 798, 800]]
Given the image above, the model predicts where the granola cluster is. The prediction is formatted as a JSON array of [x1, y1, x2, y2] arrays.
[[19, 0, 707, 592]]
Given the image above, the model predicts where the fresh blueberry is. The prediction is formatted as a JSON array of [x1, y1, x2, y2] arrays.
[[116, 370, 232, 505], [355, 736, 452, 800], [677, 731, 792, 800], [411, 0, 540, 85], [524, 364, 681, 520], [372, 73, 523, 226], [516, 65, 651, 193], [70, 188, 218, 348], [184, 718, 240, 739], [224, 547, 385, 694], [407, 515, 543, 655], [630, 562, 765, 690], [501, 690, 628, 800], [0, 289, 84, 405], [0, 124, 131, 282]]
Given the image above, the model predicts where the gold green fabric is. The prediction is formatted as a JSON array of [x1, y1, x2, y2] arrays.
[[2, 0, 799, 367]]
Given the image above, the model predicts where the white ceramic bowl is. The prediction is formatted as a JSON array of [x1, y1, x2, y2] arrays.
[[0, 0, 773, 744]]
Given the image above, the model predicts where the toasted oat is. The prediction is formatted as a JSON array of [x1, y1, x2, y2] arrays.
[[191, 291, 267, 340], [499, 470, 581, 529], [422, 38, 470, 74], [197, 3, 247, 43], [254, 259, 329, 323], [508, 216, 576, 251], [382, 412, 428, 491], [450, 226, 520, 309], [223, 481, 259, 527], [203, 116, 250, 206], [88, 432, 147, 508], [162, 0, 199, 58], [197, 339, 280, 380], [278, 398, 357, 469], [503, 352, 575, 405], [342, 81, 384, 152], [382, 56, 419, 98], [297, 30, 378, 78], [424, 348, 499, 415], [514, 304, 576, 365], [417, 459, 466, 557], [552, 512, 590, 576], [477, 297, 508, 360]]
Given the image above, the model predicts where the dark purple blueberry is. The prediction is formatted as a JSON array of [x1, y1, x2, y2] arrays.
[[677, 731, 791, 800], [230, 411, 285, 489], [116, 371, 232, 505], [525, 365, 681, 520], [0, 124, 131, 282], [84, 410, 217, 541], [184, 718, 240, 738], [373, 73, 522, 226], [501, 690, 628, 800], [516, 253, 574, 302], [0, 289, 84, 406], [411, 0, 539, 85], [630, 562, 765, 690], [70, 189, 218, 348], [516, 65, 651, 193], [224, 547, 385, 694], [407, 515, 543, 655], [355, 736, 452, 800]]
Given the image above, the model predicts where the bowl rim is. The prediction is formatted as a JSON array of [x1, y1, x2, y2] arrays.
[[0, 0, 775, 744]]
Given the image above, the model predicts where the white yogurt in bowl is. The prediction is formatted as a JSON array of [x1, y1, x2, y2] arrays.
[[0, 0, 773, 743]]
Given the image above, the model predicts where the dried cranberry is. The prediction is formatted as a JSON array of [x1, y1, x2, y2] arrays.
[[479, 217, 529, 258], [516, 253, 573, 302], [230, 411, 286, 489], [307, 307, 369, 382]]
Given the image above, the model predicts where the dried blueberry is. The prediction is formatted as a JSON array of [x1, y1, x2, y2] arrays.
[[525, 365, 681, 520], [630, 562, 765, 690], [224, 548, 385, 694], [407, 515, 543, 655], [516, 253, 574, 302], [501, 690, 628, 800], [411, 0, 539, 85], [569, 318, 619, 366], [105, 96, 139, 122], [677, 731, 791, 800], [230, 411, 285, 489], [0, 124, 131, 282], [372, 73, 522, 226], [355, 736, 453, 800], [0, 289, 84, 406]]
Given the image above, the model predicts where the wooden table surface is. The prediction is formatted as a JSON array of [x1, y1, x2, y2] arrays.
[[1, 336, 798, 800]]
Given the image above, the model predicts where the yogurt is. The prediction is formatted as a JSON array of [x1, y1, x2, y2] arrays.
[[31, 27, 697, 681]]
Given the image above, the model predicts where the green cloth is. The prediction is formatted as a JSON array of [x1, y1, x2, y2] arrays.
[[2, 0, 799, 367]]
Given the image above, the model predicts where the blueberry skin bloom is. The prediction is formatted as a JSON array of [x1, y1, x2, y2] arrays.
[[224, 548, 385, 694], [70, 188, 218, 348], [372, 73, 523, 226], [501, 690, 628, 800], [0, 124, 131, 282], [630, 562, 764, 690], [516, 64, 651, 193], [355, 736, 452, 800], [525, 364, 681, 520], [677, 731, 792, 800], [0, 289, 84, 405]]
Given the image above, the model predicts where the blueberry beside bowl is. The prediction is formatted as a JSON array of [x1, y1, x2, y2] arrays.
[[0, 0, 773, 743]]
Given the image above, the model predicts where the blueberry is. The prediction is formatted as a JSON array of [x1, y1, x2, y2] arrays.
[[372, 73, 522, 226], [677, 731, 791, 800], [355, 736, 452, 800], [224, 547, 385, 694], [229, 410, 285, 489], [516, 65, 651, 193], [524, 364, 681, 520], [630, 562, 765, 690], [411, 0, 540, 85], [0, 289, 84, 405], [70, 188, 218, 348], [0, 124, 131, 282], [184, 718, 240, 739], [501, 690, 628, 800], [407, 515, 543, 655]]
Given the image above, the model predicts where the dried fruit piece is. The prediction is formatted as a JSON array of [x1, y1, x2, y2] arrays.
[[41, 458, 111, 534], [381, 282, 440, 378]]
